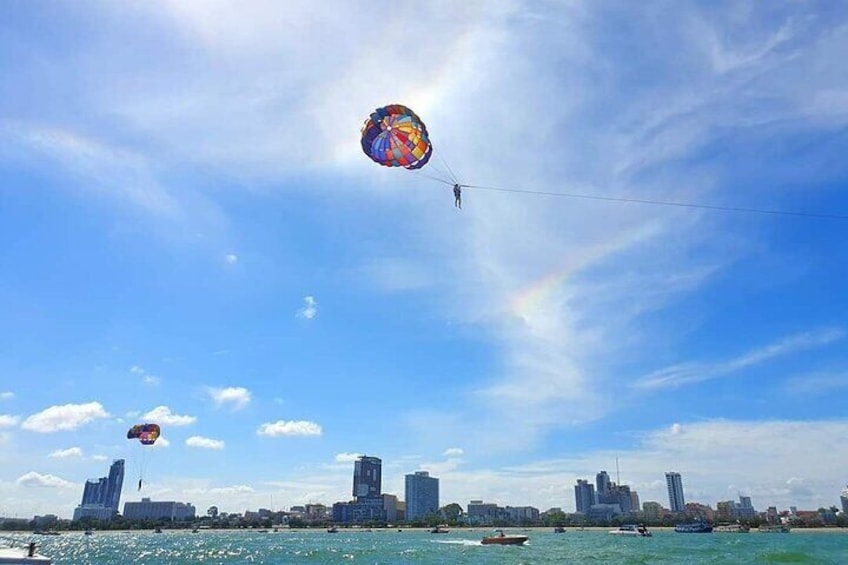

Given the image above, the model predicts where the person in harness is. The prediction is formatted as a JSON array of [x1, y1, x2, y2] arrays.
[[453, 184, 462, 209]]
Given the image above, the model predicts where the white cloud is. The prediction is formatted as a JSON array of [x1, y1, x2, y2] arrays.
[[21, 401, 110, 433], [206, 386, 251, 411], [132, 365, 161, 385], [257, 420, 322, 437], [297, 296, 317, 320], [16, 471, 74, 489], [144, 375, 161, 386], [334, 452, 362, 463], [142, 406, 196, 426], [130, 365, 145, 375], [151, 436, 171, 448], [92, 454, 109, 461], [186, 436, 225, 450], [0, 392, 14, 400], [225, 253, 238, 264], [0, 414, 20, 428], [443, 447, 464, 457], [49, 447, 83, 458], [635, 328, 845, 390]]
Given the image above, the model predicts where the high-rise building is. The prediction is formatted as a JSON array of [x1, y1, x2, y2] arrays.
[[841, 486, 848, 514], [665, 472, 685, 513], [353, 455, 382, 500], [596, 471, 611, 497], [405, 471, 439, 521], [73, 459, 125, 521], [123, 498, 196, 521], [574, 479, 595, 513]]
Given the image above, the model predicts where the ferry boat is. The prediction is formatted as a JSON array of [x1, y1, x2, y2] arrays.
[[675, 522, 713, 533], [714, 523, 750, 533]]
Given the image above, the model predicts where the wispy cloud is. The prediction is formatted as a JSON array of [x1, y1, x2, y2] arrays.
[[225, 253, 238, 265], [334, 452, 361, 463], [131, 365, 161, 386], [92, 454, 109, 461], [206, 386, 251, 411], [783, 370, 848, 395], [0, 392, 14, 400], [635, 328, 845, 390], [0, 414, 20, 428], [49, 447, 83, 458], [443, 447, 464, 457], [257, 420, 322, 437], [142, 406, 196, 426], [21, 402, 110, 433], [16, 471, 74, 489], [297, 296, 317, 320], [186, 436, 225, 450]]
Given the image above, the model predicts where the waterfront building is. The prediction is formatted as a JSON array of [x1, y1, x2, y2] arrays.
[[505, 506, 540, 523], [123, 498, 196, 521], [841, 486, 848, 514], [587, 503, 621, 522], [684, 502, 714, 522], [72, 459, 125, 521], [405, 471, 439, 521], [629, 490, 640, 514], [574, 479, 595, 513], [716, 500, 735, 521], [665, 472, 685, 513], [596, 471, 611, 498], [382, 494, 400, 523], [467, 500, 502, 525], [642, 501, 664, 521], [353, 455, 382, 500], [333, 455, 386, 523]]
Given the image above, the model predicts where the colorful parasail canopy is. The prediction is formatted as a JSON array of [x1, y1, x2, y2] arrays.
[[127, 423, 161, 445], [361, 104, 432, 169]]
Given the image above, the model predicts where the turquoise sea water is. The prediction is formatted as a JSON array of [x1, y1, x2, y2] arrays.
[[7, 529, 848, 564]]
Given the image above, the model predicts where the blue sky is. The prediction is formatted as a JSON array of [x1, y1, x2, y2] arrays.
[[2, 1, 848, 519]]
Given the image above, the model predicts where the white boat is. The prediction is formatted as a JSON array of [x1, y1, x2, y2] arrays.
[[0, 539, 53, 564], [609, 524, 652, 537]]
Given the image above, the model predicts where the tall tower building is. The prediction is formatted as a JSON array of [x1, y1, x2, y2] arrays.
[[596, 471, 611, 497], [353, 455, 382, 500], [73, 459, 125, 521], [405, 471, 439, 520], [574, 479, 596, 513], [841, 486, 848, 514], [665, 472, 685, 513]]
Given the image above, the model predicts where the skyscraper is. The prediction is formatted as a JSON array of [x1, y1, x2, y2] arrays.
[[353, 455, 382, 500], [405, 471, 439, 520], [841, 486, 848, 514], [73, 459, 125, 521], [574, 479, 595, 513], [596, 471, 611, 497], [665, 472, 685, 513]]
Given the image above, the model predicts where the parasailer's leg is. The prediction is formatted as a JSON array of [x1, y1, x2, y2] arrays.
[[138, 479, 142, 491]]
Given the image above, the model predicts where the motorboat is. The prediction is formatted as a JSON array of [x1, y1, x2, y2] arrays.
[[0, 539, 53, 564], [609, 524, 652, 537], [429, 526, 449, 534], [327, 526, 338, 533], [481, 530, 528, 545], [553, 526, 566, 533], [83, 529, 93, 536], [675, 522, 713, 533]]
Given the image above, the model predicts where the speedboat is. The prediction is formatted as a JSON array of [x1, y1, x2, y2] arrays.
[[481, 530, 528, 545], [609, 524, 652, 537], [553, 526, 566, 533], [0, 540, 53, 564], [327, 526, 338, 533], [429, 526, 449, 534]]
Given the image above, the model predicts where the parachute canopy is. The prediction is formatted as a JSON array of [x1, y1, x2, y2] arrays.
[[361, 104, 432, 169], [127, 423, 161, 446]]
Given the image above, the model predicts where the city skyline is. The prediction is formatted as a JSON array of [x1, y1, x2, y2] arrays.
[[2, 2, 848, 519]]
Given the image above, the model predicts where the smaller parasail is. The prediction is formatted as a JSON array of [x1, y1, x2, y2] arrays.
[[127, 423, 161, 446], [361, 104, 432, 169]]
